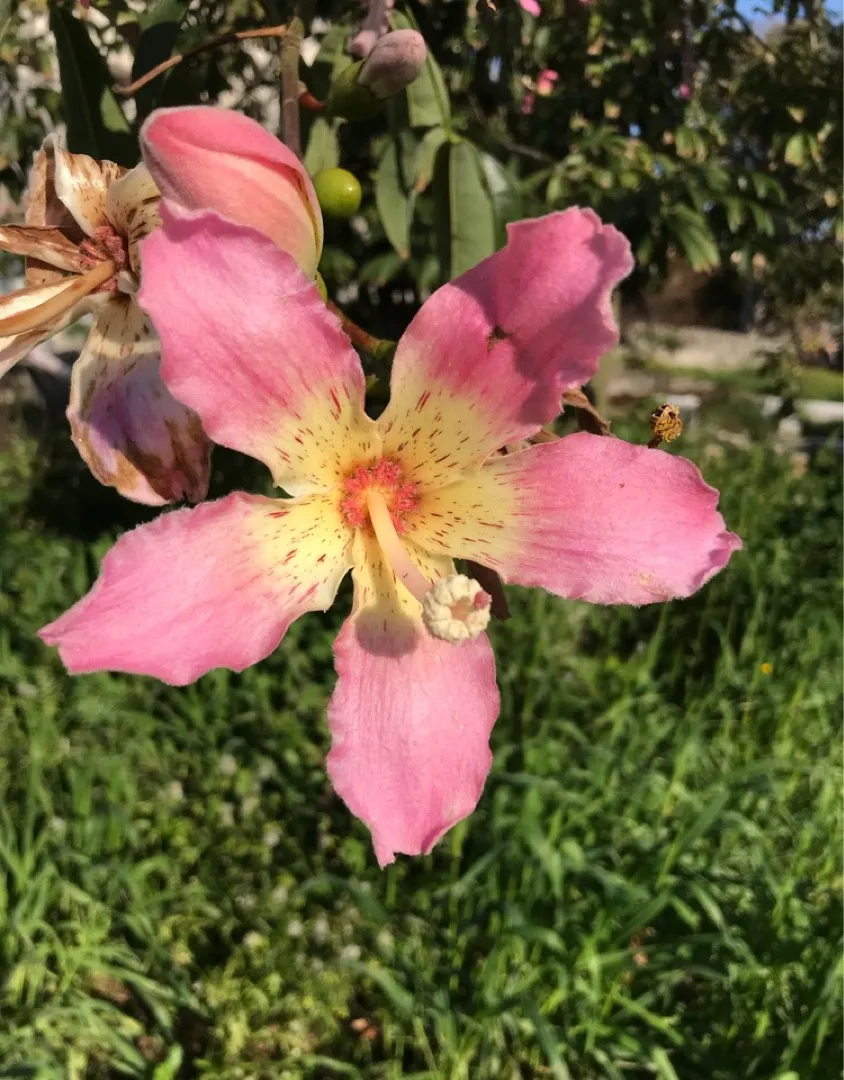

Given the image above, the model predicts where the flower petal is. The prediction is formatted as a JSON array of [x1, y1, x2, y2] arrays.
[[411, 432, 742, 604], [378, 209, 632, 488], [0, 326, 62, 379], [141, 106, 323, 276], [53, 147, 123, 237], [0, 224, 87, 274], [327, 529, 499, 866], [39, 492, 354, 685], [68, 297, 211, 506], [24, 137, 83, 231], [139, 206, 378, 495], [104, 163, 161, 275], [0, 277, 96, 345]]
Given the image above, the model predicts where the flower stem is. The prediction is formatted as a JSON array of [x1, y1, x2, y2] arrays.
[[327, 302, 395, 361]]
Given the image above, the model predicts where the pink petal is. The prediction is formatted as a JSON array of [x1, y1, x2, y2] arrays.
[[141, 106, 322, 276], [39, 492, 354, 685], [138, 205, 377, 496], [410, 433, 741, 605], [519, 0, 542, 14], [327, 531, 499, 866], [68, 298, 210, 506], [378, 209, 633, 486]]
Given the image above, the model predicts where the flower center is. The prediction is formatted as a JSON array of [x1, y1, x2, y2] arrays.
[[340, 458, 418, 534], [339, 458, 491, 644], [79, 225, 129, 291]]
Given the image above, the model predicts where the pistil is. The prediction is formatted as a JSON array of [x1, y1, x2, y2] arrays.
[[366, 488, 432, 603], [366, 488, 492, 644]]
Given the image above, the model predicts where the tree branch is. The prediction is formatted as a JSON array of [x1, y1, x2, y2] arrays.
[[115, 25, 287, 97], [280, 1, 316, 157]]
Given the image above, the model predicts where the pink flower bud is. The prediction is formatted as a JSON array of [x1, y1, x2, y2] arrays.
[[141, 107, 323, 277], [358, 30, 427, 100]]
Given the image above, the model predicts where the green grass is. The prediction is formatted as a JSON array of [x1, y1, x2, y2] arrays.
[[636, 357, 843, 404], [0, 418, 841, 1080]]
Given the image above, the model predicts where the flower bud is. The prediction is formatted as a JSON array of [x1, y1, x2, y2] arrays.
[[141, 107, 323, 277], [358, 30, 427, 100], [326, 31, 427, 121], [313, 168, 363, 219]]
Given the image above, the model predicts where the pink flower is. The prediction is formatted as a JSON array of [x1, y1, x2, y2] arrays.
[[39, 206, 740, 866], [520, 0, 541, 15], [536, 69, 559, 96], [678, 82, 692, 100], [521, 91, 537, 115], [0, 138, 209, 506], [140, 107, 323, 278]]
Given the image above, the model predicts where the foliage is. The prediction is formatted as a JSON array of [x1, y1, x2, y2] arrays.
[[2, 0, 841, 340], [0, 409, 841, 1077]]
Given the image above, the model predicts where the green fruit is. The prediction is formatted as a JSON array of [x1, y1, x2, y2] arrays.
[[312, 168, 363, 219]]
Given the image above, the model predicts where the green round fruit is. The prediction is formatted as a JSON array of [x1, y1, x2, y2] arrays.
[[312, 168, 363, 219]]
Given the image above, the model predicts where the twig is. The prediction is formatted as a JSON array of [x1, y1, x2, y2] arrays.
[[115, 25, 287, 97], [327, 302, 395, 359], [280, 1, 315, 157]]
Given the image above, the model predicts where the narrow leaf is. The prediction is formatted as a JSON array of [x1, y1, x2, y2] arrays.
[[375, 134, 417, 260], [304, 118, 340, 176], [49, 2, 135, 165], [132, 0, 190, 123], [433, 139, 496, 281]]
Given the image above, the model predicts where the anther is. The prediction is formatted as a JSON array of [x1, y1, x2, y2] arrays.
[[422, 575, 492, 643]]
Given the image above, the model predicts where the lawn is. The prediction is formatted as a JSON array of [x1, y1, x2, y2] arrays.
[[0, 411, 840, 1080]]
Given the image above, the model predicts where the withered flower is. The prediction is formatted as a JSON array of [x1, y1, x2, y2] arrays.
[[0, 138, 210, 505]]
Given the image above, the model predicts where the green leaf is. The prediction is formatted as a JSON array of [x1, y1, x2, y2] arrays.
[[668, 207, 719, 272], [391, 11, 451, 129], [748, 203, 775, 237], [723, 196, 745, 232], [784, 131, 807, 167], [433, 139, 496, 281], [152, 1045, 183, 1080], [413, 126, 446, 193], [304, 118, 340, 176], [651, 1047, 680, 1080], [49, 2, 135, 165], [523, 1001, 571, 1080], [479, 151, 522, 245], [132, 0, 190, 123], [375, 134, 417, 260]]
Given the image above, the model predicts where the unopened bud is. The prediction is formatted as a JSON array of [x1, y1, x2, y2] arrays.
[[326, 31, 427, 121], [358, 30, 427, 100]]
